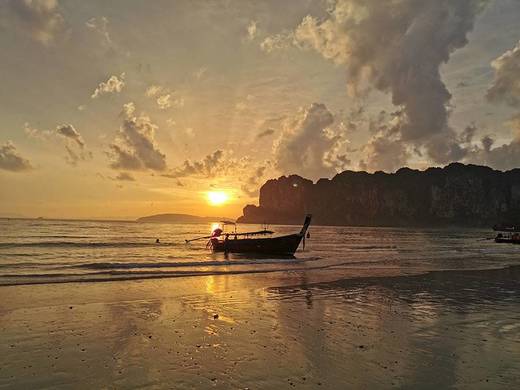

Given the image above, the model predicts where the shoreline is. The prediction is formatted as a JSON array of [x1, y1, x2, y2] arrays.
[[1, 262, 519, 288]]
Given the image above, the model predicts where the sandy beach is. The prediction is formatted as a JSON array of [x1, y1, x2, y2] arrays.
[[2, 266, 519, 389]]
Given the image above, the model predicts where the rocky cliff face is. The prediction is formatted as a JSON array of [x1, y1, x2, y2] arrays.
[[237, 163, 520, 227]]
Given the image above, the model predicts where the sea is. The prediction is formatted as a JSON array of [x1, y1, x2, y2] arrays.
[[0, 218, 519, 286]]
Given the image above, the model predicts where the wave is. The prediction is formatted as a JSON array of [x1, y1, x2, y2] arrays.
[[347, 245, 398, 250], [71, 257, 319, 270], [0, 260, 333, 286], [0, 261, 72, 268], [0, 241, 181, 249], [1, 261, 517, 287]]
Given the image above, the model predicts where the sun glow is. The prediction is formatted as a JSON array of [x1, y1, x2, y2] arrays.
[[206, 191, 230, 206]]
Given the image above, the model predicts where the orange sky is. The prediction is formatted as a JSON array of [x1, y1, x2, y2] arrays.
[[1, 1, 520, 219]]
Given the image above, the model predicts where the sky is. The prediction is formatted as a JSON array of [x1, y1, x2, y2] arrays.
[[0, 0, 519, 219]]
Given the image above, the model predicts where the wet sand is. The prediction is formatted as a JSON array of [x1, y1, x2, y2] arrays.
[[1, 266, 519, 389]]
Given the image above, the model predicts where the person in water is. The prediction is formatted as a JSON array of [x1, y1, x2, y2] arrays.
[[156, 238, 160, 244]]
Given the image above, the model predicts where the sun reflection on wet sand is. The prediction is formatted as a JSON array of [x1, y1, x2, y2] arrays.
[[1, 267, 519, 388]]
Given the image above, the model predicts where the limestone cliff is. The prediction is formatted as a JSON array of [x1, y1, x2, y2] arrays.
[[237, 163, 520, 227]]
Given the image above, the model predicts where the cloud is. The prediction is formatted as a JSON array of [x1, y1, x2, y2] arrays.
[[121, 102, 136, 117], [193, 67, 208, 80], [91, 73, 125, 98], [24, 122, 50, 139], [114, 172, 135, 181], [24, 122, 90, 166], [468, 141, 520, 172], [241, 165, 267, 196], [63, 145, 91, 166], [163, 150, 225, 179], [145, 85, 163, 97], [157, 94, 172, 110], [163, 150, 266, 195], [257, 128, 275, 138], [0, 141, 33, 172], [144, 85, 184, 110], [85, 16, 114, 50], [465, 119, 520, 171], [55, 124, 84, 148], [273, 103, 349, 179], [55, 124, 91, 165], [246, 20, 258, 41], [158, 94, 184, 110], [464, 42, 520, 171], [267, 0, 488, 168], [260, 32, 294, 53], [235, 101, 247, 111], [6, 0, 65, 45], [486, 40, 520, 107], [109, 106, 167, 171]]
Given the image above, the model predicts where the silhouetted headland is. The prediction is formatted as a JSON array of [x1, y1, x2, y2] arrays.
[[238, 163, 520, 227]]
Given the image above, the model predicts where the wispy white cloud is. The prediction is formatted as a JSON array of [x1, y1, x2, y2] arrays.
[[85, 16, 113, 50]]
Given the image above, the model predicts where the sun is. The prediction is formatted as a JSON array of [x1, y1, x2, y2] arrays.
[[206, 191, 230, 206]]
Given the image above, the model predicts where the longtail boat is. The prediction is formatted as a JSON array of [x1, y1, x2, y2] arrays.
[[494, 232, 520, 244], [186, 214, 312, 255]]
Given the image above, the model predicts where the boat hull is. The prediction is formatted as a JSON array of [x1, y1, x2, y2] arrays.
[[211, 233, 304, 255], [495, 238, 520, 244]]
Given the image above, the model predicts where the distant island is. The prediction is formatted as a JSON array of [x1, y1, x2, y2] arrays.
[[137, 213, 231, 224], [237, 163, 520, 228]]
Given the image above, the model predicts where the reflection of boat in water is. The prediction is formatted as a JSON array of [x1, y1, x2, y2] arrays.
[[186, 215, 312, 255]]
